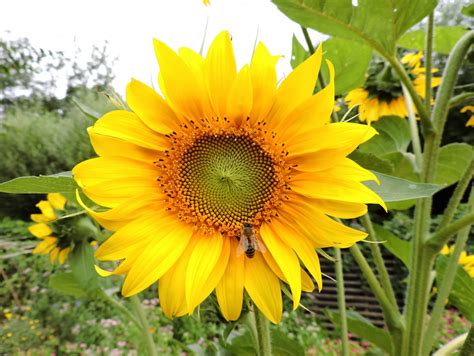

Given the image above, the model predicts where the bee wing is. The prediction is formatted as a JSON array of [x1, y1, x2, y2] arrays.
[[236, 239, 246, 257], [256, 239, 267, 254]]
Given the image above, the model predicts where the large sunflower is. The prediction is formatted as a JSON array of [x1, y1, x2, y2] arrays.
[[345, 51, 441, 123], [73, 31, 384, 323]]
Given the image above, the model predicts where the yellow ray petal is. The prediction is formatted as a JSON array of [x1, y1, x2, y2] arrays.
[[36, 201, 56, 221], [126, 79, 179, 134], [185, 233, 226, 312], [301, 269, 315, 292], [249, 42, 279, 122], [260, 223, 301, 310], [245, 252, 282, 324], [159, 238, 199, 319], [216, 238, 245, 321], [28, 223, 53, 238], [33, 237, 57, 254], [121, 220, 194, 297], [153, 38, 205, 120], [90, 110, 168, 150], [305, 198, 368, 219], [226, 65, 253, 125], [58, 248, 71, 265], [30, 214, 54, 223], [267, 44, 322, 128], [278, 60, 335, 138], [204, 31, 237, 118], [270, 218, 323, 291], [47, 193, 66, 210], [49, 247, 60, 264]]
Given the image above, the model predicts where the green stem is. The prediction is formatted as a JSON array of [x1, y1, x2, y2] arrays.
[[434, 333, 468, 356], [129, 295, 158, 356], [99, 291, 142, 330], [402, 29, 474, 356], [461, 327, 474, 356], [429, 212, 474, 248], [449, 92, 474, 108], [349, 244, 403, 354], [335, 248, 349, 356], [387, 55, 433, 133], [423, 190, 473, 354], [360, 214, 399, 309], [402, 84, 423, 170], [424, 14, 434, 112], [253, 307, 272, 356], [301, 26, 339, 122]]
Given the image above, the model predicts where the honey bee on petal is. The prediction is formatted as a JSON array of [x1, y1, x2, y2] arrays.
[[236, 223, 266, 258]]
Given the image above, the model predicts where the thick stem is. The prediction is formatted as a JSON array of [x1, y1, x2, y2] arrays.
[[360, 214, 399, 309], [449, 92, 474, 108], [402, 29, 474, 356], [335, 248, 349, 356], [349, 244, 403, 354], [99, 291, 142, 331], [424, 14, 434, 112], [429, 212, 474, 249], [422, 206, 472, 354], [253, 308, 272, 356], [402, 84, 423, 171], [387, 56, 433, 133], [129, 295, 158, 356], [461, 326, 474, 356]]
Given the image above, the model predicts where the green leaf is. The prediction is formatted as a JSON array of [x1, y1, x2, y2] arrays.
[[49, 272, 88, 298], [69, 241, 100, 293], [290, 35, 309, 69], [327, 310, 392, 353], [72, 98, 101, 120], [399, 26, 469, 54], [271, 0, 437, 55], [383, 152, 418, 182], [271, 330, 305, 356], [0, 172, 77, 194], [434, 143, 473, 186], [365, 171, 443, 202], [359, 116, 411, 156], [320, 37, 372, 95], [436, 256, 474, 323], [373, 224, 411, 268], [349, 151, 394, 174], [462, 4, 474, 17]]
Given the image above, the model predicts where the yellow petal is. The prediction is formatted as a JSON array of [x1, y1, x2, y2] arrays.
[[226, 65, 253, 124], [249, 42, 279, 122], [260, 223, 301, 310], [36, 201, 56, 221], [49, 247, 60, 264], [33, 237, 57, 254], [91, 110, 168, 150], [267, 44, 322, 128], [31, 214, 53, 223], [28, 223, 53, 238], [121, 219, 194, 297], [153, 39, 205, 119], [185, 233, 226, 312], [126, 79, 178, 134], [245, 252, 282, 324], [204, 31, 237, 118], [278, 60, 335, 138], [216, 238, 245, 321], [301, 269, 315, 292], [58, 248, 70, 265], [306, 198, 368, 219], [47, 193, 66, 210]]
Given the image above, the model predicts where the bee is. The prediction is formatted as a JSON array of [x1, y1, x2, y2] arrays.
[[236, 223, 266, 258]]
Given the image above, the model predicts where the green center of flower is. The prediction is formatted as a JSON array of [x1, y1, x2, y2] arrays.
[[176, 134, 277, 230]]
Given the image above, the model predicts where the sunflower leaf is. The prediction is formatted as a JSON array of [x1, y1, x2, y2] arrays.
[[365, 171, 443, 202], [434, 143, 473, 186], [327, 309, 392, 353], [0, 173, 77, 194], [359, 116, 411, 155], [69, 241, 100, 293], [462, 4, 474, 17], [272, 0, 438, 56], [372, 224, 411, 268], [290, 35, 309, 69], [436, 256, 474, 323], [398, 26, 469, 55], [49, 272, 88, 298]]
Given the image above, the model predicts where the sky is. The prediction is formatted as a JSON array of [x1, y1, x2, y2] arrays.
[[1, 0, 324, 97]]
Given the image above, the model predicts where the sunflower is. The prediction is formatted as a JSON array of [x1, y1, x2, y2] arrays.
[[73, 31, 384, 323], [441, 245, 474, 278], [345, 51, 441, 123], [460, 105, 474, 127], [29, 193, 72, 264]]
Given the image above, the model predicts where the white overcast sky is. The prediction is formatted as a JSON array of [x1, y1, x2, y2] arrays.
[[1, 0, 324, 97]]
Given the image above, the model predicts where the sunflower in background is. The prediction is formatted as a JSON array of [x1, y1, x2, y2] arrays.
[[345, 51, 441, 123], [28, 193, 96, 264], [441, 245, 474, 278], [73, 31, 384, 323], [460, 105, 474, 127]]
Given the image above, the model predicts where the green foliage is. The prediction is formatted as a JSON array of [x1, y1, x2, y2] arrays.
[[434, 143, 473, 186], [290, 35, 308, 69], [68, 242, 100, 294], [436, 256, 474, 323], [327, 309, 392, 354], [364, 171, 442, 202], [48, 273, 88, 298], [0, 173, 77, 194], [399, 26, 469, 54], [272, 0, 437, 55], [462, 3, 474, 17], [373, 223, 411, 268]]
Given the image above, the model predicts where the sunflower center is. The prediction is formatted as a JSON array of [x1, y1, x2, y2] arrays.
[[158, 126, 289, 235]]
